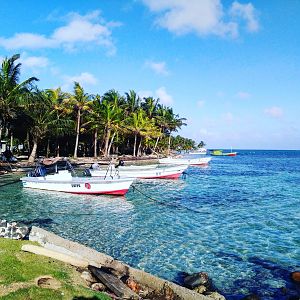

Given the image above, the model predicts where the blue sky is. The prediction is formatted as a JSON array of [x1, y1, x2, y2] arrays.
[[0, 0, 299, 150]]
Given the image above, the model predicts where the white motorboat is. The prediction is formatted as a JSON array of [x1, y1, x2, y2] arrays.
[[159, 156, 211, 166], [20, 164, 135, 196], [87, 164, 188, 179]]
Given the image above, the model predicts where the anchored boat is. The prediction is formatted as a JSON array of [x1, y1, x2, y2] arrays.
[[87, 164, 188, 179], [210, 150, 237, 156], [20, 159, 135, 195], [159, 156, 211, 166]]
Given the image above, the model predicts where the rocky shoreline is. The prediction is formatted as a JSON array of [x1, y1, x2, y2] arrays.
[[1, 220, 226, 300]]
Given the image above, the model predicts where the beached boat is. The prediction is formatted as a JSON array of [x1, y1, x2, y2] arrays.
[[210, 150, 237, 156], [20, 159, 135, 195], [158, 156, 211, 166], [87, 164, 188, 179]]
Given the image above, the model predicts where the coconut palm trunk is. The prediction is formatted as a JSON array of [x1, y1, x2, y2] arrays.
[[137, 137, 143, 157], [10, 133, 13, 153], [168, 135, 171, 155], [94, 129, 98, 158], [107, 131, 116, 156], [28, 138, 38, 163], [73, 109, 81, 158], [133, 133, 137, 157], [26, 132, 31, 156], [104, 128, 111, 157], [56, 141, 60, 157], [46, 139, 50, 158], [154, 136, 160, 151]]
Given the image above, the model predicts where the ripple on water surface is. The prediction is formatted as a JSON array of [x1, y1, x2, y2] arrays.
[[0, 150, 299, 299]]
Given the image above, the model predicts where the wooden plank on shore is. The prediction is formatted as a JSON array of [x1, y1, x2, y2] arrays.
[[89, 265, 140, 299], [21, 244, 89, 268]]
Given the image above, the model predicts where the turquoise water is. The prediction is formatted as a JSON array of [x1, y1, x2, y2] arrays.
[[0, 150, 299, 299]]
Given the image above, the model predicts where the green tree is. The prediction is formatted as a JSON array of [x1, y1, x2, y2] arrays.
[[0, 54, 38, 141], [100, 90, 124, 157], [24, 90, 61, 162], [64, 82, 91, 158], [198, 141, 206, 148]]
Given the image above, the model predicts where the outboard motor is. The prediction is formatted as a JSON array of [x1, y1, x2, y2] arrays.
[[84, 168, 92, 176], [117, 160, 124, 167]]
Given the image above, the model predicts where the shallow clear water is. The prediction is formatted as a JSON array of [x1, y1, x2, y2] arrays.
[[1, 150, 299, 299]]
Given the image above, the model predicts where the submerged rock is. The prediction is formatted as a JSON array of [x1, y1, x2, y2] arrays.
[[183, 272, 210, 289], [291, 271, 300, 283]]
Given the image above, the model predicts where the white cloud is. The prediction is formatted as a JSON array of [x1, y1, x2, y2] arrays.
[[155, 86, 174, 105], [264, 106, 283, 118], [62, 72, 98, 91], [0, 33, 57, 49], [20, 55, 49, 69], [138, 87, 174, 105], [230, 1, 259, 32], [197, 100, 205, 108], [0, 11, 117, 54], [236, 91, 251, 99], [145, 60, 169, 75], [141, 0, 259, 38]]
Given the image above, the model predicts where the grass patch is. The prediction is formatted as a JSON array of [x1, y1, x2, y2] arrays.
[[0, 238, 111, 300]]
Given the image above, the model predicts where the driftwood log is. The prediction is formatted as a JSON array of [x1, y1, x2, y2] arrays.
[[89, 265, 140, 299], [21, 244, 89, 268]]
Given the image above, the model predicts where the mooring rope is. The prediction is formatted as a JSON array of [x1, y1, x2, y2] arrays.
[[131, 184, 204, 214], [0, 179, 21, 188], [0, 174, 205, 217]]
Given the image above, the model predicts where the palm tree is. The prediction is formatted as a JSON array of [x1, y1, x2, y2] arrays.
[[100, 90, 124, 157], [198, 141, 206, 148], [155, 105, 186, 154], [125, 90, 140, 115], [45, 88, 75, 156], [64, 82, 91, 158], [141, 96, 158, 119], [126, 108, 160, 156], [167, 109, 187, 153], [0, 54, 38, 141], [83, 94, 104, 158], [24, 90, 54, 162]]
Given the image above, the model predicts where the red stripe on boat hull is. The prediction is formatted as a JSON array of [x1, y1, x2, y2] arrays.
[[143, 172, 182, 179], [67, 189, 129, 196]]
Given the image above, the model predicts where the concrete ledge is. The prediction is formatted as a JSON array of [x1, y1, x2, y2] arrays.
[[29, 226, 217, 300]]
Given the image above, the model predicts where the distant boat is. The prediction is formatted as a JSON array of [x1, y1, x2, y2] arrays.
[[189, 148, 207, 155], [87, 164, 188, 180], [159, 156, 211, 166], [210, 149, 237, 156]]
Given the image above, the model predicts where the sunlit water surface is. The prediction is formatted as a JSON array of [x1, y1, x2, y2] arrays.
[[0, 150, 299, 299]]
